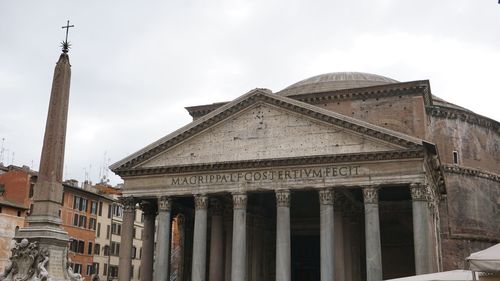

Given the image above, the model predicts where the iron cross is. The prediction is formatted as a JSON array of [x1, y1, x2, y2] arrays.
[[61, 20, 74, 43]]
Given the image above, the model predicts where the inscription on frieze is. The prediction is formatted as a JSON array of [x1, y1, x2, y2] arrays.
[[171, 165, 361, 186]]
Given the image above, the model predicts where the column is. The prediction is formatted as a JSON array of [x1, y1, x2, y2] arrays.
[[224, 206, 233, 281], [276, 190, 291, 281], [192, 194, 209, 281], [140, 201, 157, 281], [209, 198, 224, 281], [334, 194, 346, 281], [231, 192, 247, 281], [319, 189, 335, 281], [154, 196, 172, 281], [363, 186, 382, 281], [410, 183, 431, 274], [118, 197, 136, 281]]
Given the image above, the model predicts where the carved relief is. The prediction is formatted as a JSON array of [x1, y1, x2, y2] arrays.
[[158, 196, 172, 212], [232, 193, 247, 210], [319, 189, 334, 205], [0, 239, 51, 281], [275, 190, 291, 207], [194, 195, 208, 210], [363, 186, 379, 204]]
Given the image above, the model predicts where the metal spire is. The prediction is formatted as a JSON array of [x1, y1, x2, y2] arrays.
[[61, 20, 74, 53]]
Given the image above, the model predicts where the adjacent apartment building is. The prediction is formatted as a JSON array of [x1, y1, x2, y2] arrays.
[[0, 164, 36, 272]]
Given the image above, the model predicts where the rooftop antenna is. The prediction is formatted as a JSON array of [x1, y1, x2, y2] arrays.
[[0, 138, 5, 163]]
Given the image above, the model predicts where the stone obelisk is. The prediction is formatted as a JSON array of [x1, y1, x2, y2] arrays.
[[15, 23, 75, 281]]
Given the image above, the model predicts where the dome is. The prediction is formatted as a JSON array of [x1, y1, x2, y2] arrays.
[[278, 72, 399, 96]]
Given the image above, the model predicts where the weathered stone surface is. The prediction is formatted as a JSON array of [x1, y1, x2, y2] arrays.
[[141, 103, 404, 168]]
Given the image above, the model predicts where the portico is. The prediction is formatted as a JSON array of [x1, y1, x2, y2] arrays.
[[112, 89, 443, 281]]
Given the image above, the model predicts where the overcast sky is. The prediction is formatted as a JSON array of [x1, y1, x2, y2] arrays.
[[1, 0, 499, 186]]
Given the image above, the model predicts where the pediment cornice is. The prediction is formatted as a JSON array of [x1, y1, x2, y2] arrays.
[[111, 89, 423, 173], [117, 149, 425, 177]]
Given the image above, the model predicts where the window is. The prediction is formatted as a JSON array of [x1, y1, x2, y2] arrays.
[[29, 183, 34, 198], [90, 201, 98, 215], [103, 245, 110, 256], [73, 214, 79, 226], [79, 215, 87, 228], [111, 223, 121, 235], [98, 202, 103, 216], [110, 242, 120, 256], [97, 223, 101, 237], [89, 218, 96, 230], [86, 264, 93, 275], [139, 247, 142, 259], [17, 211, 21, 217], [130, 265, 134, 278], [70, 240, 78, 252], [78, 240, 85, 254], [109, 266, 119, 278], [74, 264, 82, 274], [93, 263, 99, 275], [103, 263, 108, 276], [73, 196, 80, 210], [94, 243, 100, 255], [106, 225, 110, 239], [114, 205, 122, 217], [81, 198, 88, 212], [132, 246, 136, 259], [88, 242, 93, 255], [107, 205, 112, 218], [453, 151, 459, 165]]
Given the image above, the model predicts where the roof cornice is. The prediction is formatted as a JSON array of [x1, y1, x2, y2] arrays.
[[186, 80, 431, 118], [442, 164, 500, 183], [426, 106, 500, 135]]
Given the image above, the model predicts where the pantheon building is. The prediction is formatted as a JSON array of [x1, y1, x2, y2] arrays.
[[110, 72, 499, 281]]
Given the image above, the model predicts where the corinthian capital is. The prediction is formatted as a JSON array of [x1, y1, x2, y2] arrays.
[[232, 192, 247, 210], [319, 189, 334, 205], [363, 186, 379, 204], [275, 190, 291, 208], [158, 196, 172, 212], [410, 183, 428, 201], [194, 194, 209, 210], [118, 196, 136, 211]]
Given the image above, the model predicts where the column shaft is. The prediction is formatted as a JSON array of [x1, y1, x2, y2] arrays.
[[276, 190, 291, 281], [118, 197, 136, 281], [209, 199, 224, 281], [411, 183, 431, 274], [224, 208, 233, 281], [319, 189, 335, 281], [154, 196, 172, 281], [231, 193, 247, 281], [140, 201, 157, 281], [363, 187, 382, 281], [192, 195, 209, 281]]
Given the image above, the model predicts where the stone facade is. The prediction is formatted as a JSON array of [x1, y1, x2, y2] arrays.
[[111, 72, 499, 280]]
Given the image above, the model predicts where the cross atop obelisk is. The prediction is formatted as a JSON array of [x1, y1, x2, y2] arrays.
[[61, 20, 74, 53]]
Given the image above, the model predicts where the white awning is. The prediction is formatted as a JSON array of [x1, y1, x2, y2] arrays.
[[467, 243, 500, 272], [385, 270, 478, 281]]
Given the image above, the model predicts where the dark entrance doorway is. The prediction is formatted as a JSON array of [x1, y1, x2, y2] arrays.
[[291, 190, 321, 281], [291, 235, 320, 281]]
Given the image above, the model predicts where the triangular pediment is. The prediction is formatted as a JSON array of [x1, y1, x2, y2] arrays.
[[111, 89, 423, 173]]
